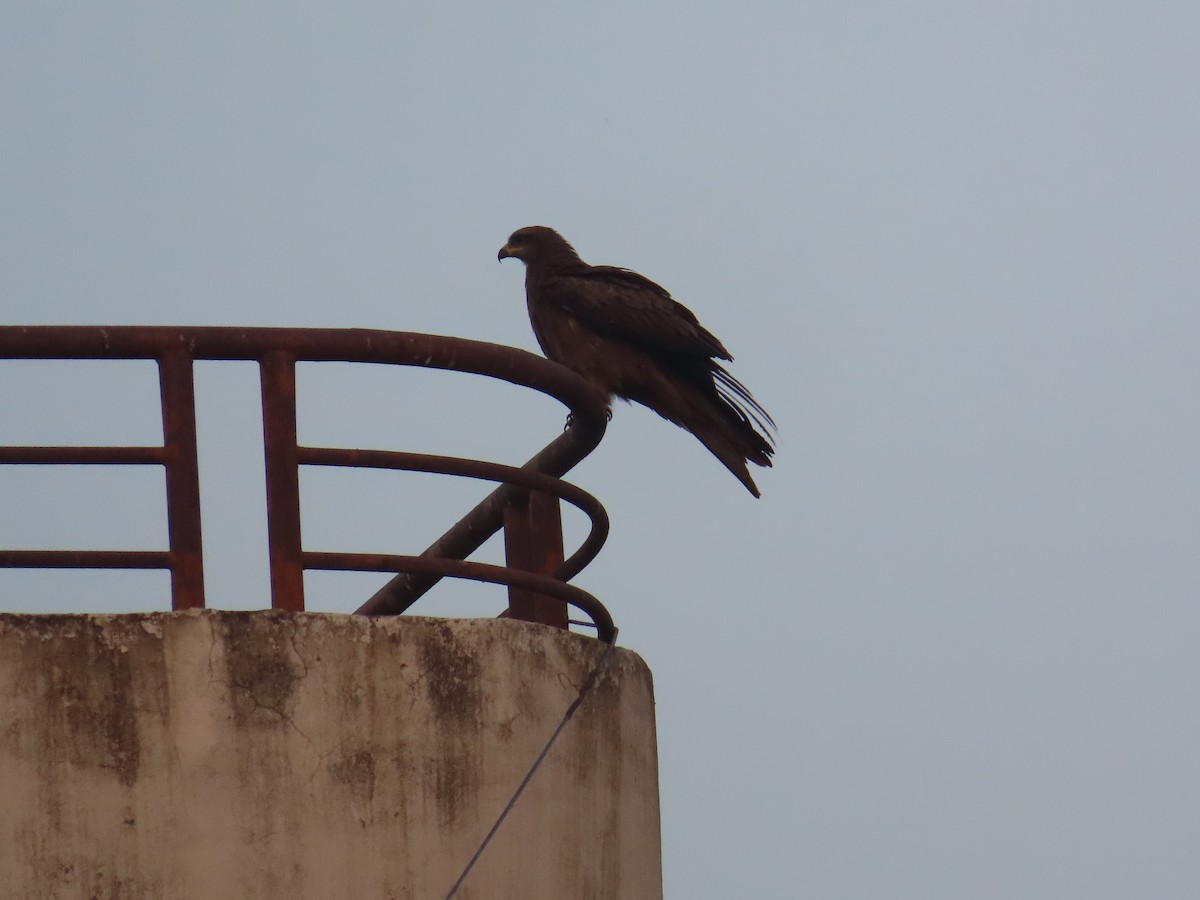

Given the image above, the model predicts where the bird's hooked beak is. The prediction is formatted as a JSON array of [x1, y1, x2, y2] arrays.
[[497, 244, 515, 262]]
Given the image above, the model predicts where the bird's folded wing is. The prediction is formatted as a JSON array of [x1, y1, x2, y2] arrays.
[[542, 266, 734, 361]]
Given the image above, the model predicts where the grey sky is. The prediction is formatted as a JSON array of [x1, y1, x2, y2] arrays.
[[3, 3, 1199, 897]]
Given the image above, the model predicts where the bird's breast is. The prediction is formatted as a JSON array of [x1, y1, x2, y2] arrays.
[[530, 308, 653, 399]]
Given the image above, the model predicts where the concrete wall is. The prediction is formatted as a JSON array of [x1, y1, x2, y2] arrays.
[[0, 611, 661, 900]]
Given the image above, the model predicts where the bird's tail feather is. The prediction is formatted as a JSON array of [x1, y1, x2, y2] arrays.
[[689, 406, 773, 498], [626, 364, 775, 497], [652, 380, 775, 497]]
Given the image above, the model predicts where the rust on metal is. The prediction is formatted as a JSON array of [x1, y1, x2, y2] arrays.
[[0, 446, 165, 464], [259, 351, 305, 612], [0, 550, 172, 568], [158, 350, 206, 609], [298, 447, 609, 588], [503, 491, 567, 629], [0, 325, 614, 640], [305, 551, 615, 644]]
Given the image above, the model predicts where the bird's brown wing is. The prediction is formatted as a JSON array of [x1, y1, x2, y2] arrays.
[[537, 263, 776, 437], [540, 265, 734, 361]]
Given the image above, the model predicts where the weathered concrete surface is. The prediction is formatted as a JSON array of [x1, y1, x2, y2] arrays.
[[0, 612, 661, 900]]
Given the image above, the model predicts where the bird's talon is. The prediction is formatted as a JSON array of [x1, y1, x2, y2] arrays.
[[563, 409, 609, 431]]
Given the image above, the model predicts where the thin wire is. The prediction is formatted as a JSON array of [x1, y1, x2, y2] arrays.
[[443, 635, 619, 900]]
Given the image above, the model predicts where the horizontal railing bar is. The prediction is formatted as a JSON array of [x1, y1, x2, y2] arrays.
[[354, 418, 607, 616], [0, 326, 605, 411], [306, 551, 615, 644], [298, 445, 609, 581], [0, 550, 172, 569], [0, 446, 165, 465]]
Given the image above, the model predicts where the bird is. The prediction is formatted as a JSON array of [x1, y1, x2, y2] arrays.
[[498, 225, 775, 496]]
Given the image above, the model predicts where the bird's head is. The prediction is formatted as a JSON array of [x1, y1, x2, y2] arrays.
[[498, 226, 580, 265]]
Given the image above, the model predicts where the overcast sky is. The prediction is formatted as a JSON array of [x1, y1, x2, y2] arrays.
[[3, 3, 1199, 897]]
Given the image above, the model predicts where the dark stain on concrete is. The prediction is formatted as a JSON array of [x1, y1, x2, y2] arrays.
[[417, 622, 482, 726], [67, 643, 141, 788], [29, 619, 155, 789], [217, 613, 305, 727], [417, 622, 484, 827], [329, 748, 376, 800]]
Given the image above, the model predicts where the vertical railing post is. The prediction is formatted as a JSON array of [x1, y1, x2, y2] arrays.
[[503, 490, 567, 629], [260, 352, 305, 611], [158, 351, 206, 610]]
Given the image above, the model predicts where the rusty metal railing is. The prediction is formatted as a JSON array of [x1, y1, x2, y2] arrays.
[[0, 326, 615, 642]]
